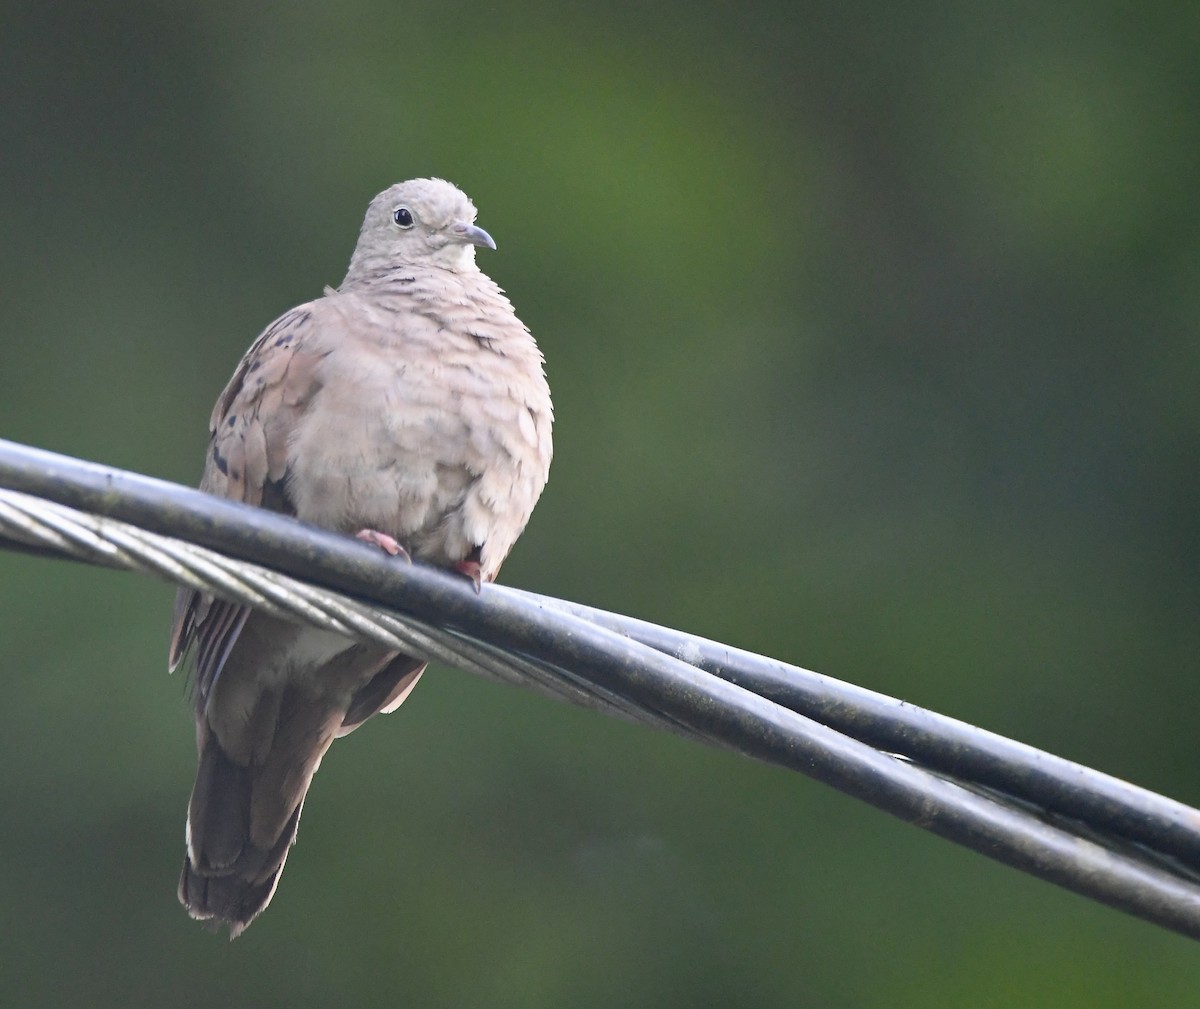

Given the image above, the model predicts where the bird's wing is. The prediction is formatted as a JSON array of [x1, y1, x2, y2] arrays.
[[168, 304, 328, 696]]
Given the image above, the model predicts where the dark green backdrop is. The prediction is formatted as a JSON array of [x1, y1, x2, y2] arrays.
[[2, 3, 1198, 1005]]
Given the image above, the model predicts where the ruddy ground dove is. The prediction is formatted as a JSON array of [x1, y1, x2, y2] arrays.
[[169, 178, 553, 936]]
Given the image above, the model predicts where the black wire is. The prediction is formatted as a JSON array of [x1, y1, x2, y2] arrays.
[[519, 592, 1200, 869], [2, 436, 1200, 941]]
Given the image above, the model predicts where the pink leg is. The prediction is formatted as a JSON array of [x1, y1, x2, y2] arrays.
[[354, 529, 410, 561]]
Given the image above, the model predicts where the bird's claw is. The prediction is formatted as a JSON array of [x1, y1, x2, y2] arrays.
[[454, 558, 483, 594], [354, 529, 410, 561]]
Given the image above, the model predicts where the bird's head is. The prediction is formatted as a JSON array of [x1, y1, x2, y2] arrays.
[[345, 178, 496, 281]]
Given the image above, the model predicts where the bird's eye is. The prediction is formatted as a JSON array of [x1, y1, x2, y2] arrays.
[[393, 207, 414, 228]]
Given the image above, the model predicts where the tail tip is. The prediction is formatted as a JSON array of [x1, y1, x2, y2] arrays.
[[178, 859, 277, 939]]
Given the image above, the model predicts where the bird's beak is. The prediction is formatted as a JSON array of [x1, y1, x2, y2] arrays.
[[450, 221, 497, 251]]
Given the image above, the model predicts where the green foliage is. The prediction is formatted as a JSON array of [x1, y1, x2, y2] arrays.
[[2, 2, 1198, 1004]]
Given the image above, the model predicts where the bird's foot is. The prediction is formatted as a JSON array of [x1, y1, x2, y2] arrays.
[[355, 529, 410, 561], [454, 558, 483, 594]]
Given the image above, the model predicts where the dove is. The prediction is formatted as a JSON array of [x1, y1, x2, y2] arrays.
[[168, 178, 553, 937]]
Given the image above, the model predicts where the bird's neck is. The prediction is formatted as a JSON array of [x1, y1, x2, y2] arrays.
[[341, 249, 478, 291]]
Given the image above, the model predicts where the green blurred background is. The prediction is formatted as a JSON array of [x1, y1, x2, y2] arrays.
[[3, 2, 1199, 1005]]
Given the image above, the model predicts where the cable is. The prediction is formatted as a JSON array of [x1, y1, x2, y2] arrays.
[[1, 436, 1198, 940]]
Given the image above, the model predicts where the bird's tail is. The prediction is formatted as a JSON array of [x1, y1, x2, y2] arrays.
[[178, 688, 340, 938], [178, 657, 426, 937]]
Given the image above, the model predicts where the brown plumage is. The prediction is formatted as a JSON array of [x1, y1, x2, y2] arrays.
[[170, 179, 552, 937]]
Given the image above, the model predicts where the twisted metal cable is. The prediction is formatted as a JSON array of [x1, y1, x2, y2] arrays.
[[0, 488, 677, 729], [2, 437, 1200, 940]]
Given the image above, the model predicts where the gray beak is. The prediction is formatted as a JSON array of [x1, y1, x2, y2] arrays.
[[451, 221, 497, 251]]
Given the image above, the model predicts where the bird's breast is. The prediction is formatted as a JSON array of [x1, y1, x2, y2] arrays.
[[284, 312, 551, 573]]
